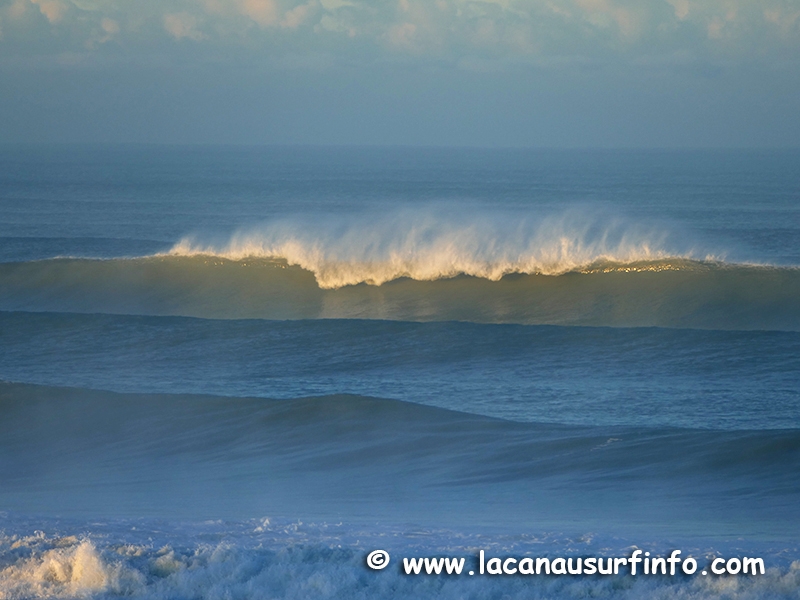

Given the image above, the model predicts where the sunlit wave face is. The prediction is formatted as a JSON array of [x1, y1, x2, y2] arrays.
[[166, 206, 715, 288]]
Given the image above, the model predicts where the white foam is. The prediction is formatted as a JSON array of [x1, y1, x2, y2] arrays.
[[0, 537, 143, 598], [166, 207, 706, 289], [1, 522, 795, 600]]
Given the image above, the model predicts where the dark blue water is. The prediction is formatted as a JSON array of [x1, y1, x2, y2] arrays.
[[1, 313, 799, 430], [2, 146, 799, 263], [1, 146, 798, 599]]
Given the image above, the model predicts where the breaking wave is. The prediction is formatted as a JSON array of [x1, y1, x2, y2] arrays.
[[166, 208, 709, 288], [1, 210, 798, 329]]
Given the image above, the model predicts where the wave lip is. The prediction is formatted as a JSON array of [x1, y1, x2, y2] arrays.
[[165, 209, 707, 288], [3, 208, 799, 329]]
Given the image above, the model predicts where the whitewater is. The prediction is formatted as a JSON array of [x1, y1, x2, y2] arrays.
[[165, 207, 704, 286]]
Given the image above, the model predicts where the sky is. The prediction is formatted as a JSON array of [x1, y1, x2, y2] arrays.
[[0, 0, 799, 147]]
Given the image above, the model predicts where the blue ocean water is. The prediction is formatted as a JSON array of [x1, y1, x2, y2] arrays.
[[1, 146, 799, 599]]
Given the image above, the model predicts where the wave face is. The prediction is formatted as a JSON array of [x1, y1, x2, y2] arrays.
[[3, 208, 797, 330], [2, 382, 799, 539], [2, 256, 798, 330]]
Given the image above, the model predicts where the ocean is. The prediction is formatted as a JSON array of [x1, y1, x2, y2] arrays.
[[0, 145, 799, 599]]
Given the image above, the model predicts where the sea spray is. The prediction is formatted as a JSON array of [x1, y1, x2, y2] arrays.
[[166, 207, 704, 288]]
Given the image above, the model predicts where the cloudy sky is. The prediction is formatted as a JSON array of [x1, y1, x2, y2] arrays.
[[1, 0, 798, 146]]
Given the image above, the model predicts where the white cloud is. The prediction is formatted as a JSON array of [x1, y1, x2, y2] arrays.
[[164, 12, 205, 41], [68, 0, 118, 10], [764, 7, 800, 37], [571, 0, 642, 39], [239, 0, 278, 27], [282, 1, 316, 29], [667, 0, 690, 20], [8, 0, 28, 19], [30, 0, 68, 23], [318, 13, 357, 37], [1, 0, 797, 68], [99, 16, 118, 40], [319, 0, 355, 10], [386, 21, 416, 47], [707, 15, 723, 38]]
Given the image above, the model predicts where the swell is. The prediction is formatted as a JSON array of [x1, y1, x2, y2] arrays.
[[1, 382, 799, 534], [3, 311, 800, 430], [1, 256, 799, 330]]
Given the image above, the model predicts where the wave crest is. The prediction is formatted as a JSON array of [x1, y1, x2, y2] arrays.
[[166, 209, 706, 288]]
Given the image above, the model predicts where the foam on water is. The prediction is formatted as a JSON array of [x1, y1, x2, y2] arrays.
[[166, 208, 709, 288], [0, 536, 133, 599], [1, 520, 799, 600]]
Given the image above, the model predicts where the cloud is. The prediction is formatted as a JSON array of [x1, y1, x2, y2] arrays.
[[81, 13, 120, 48], [764, 7, 800, 37], [0, 0, 797, 70], [98, 16, 118, 41], [239, 0, 278, 27], [318, 13, 357, 37], [386, 21, 416, 47], [320, 0, 354, 9], [282, 1, 316, 29], [571, 0, 642, 39], [666, 0, 690, 21], [164, 12, 205, 41], [30, 0, 68, 23], [8, 0, 28, 19], [707, 15, 723, 39]]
